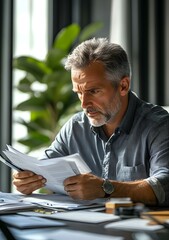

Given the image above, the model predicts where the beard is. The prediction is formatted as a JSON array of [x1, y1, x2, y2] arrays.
[[84, 94, 122, 127]]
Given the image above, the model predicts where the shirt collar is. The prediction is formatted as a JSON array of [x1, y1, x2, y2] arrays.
[[119, 91, 139, 134]]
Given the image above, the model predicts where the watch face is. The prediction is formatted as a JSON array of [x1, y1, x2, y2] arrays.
[[103, 179, 114, 194]]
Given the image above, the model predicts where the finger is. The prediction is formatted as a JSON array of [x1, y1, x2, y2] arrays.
[[13, 174, 45, 186], [67, 190, 84, 200], [13, 171, 34, 179], [16, 181, 46, 195], [64, 183, 77, 192], [64, 178, 87, 194], [13, 177, 46, 194], [63, 175, 80, 185]]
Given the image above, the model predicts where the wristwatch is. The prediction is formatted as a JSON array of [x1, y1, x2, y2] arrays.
[[102, 179, 114, 198]]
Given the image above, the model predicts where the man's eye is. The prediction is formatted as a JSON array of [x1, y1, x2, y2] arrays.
[[90, 89, 100, 94]]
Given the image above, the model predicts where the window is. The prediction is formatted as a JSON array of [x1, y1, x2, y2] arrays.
[[13, 0, 48, 152]]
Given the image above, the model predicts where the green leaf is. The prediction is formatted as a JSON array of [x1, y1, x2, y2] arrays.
[[17, 118, 52, 134], [13, 23, 103, 152], [29, 111, 58, 136], [43, 71, 71, 101], [15, 97, 46, 111], [79, 22, 103, 42], [43, 70, 70, 84], [18, 132, 50, 150], [45, 49, 67, 70], [13, 56, 52, 82], [15, 75, 32, 93], [53, 24, 80, 51]]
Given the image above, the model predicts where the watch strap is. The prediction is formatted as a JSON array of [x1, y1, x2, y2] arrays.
[[104, 192, 112, 198]]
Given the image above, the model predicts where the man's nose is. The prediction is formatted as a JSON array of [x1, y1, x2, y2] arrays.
[[80, 93, 89, 109]]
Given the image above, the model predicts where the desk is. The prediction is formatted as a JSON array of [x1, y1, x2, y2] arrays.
[[1, 211, 169, 240]]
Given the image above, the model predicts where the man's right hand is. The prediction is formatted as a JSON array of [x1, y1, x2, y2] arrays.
[[12, 171, 46, 195]]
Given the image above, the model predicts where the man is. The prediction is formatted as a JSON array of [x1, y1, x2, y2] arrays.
[[13, 38, 169, 206]]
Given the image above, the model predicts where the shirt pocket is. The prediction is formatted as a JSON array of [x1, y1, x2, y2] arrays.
[[117, 164, 148, 181]]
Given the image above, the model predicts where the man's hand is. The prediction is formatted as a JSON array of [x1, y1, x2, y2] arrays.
[[64, 173, 157, 205], [12, 171, 46, 195], [63, 173, 104, 200]]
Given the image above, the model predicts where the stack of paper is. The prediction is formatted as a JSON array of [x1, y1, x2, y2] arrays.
[[0, 192, 106, 213], [21, 193, 106, 211], [105, 218, 164, 231], [0, 145, 91, 194], [0, 215, 66, 229], [18, 210, 120, 224], [0, 192, 36, 214], [12, 229, 124, 240]]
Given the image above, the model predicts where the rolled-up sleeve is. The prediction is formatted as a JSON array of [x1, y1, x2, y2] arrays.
[[147, 119, 169, 206], [146, 176, 166, 204]]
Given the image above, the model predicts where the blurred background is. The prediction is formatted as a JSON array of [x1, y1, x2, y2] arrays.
[[0, 0, 169, 192]]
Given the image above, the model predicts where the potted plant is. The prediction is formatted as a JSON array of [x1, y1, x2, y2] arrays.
[[13, 22, 103, 153]]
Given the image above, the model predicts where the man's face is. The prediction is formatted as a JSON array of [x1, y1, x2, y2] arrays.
[[71, 61, 122, 127]]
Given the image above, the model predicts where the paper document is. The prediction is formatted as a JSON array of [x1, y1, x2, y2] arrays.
[[21, 193, 106, 210], [0, 192, 36, 214], [19, 210, 120, 223], [0, 192, 105, 213], [21, 229, 124, 240], [0, 214, 66, 229], [105, 218, 164, 231], [1, 145, 91, 194], [0, 154, 23, 171]]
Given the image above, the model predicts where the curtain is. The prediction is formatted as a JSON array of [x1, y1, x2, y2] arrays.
[[49, 0, 92, 46], [110, 0, 169, 105]]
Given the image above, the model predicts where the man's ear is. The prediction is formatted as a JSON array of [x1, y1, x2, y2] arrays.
[[119, 77, 130, 96]]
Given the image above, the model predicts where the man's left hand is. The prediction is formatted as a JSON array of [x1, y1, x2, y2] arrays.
[[63, 173, 104, 200]]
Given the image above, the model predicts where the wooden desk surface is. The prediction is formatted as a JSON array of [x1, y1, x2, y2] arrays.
[[142, 210, 169, 225]]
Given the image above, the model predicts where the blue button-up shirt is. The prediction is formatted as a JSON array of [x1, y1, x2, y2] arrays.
[[44, 91, 169, 206]]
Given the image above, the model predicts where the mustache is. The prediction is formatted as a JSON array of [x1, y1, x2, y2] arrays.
[[84, 107, 100, 114]]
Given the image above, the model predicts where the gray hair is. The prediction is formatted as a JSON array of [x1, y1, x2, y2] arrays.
[[65, 38, 131, 85]]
